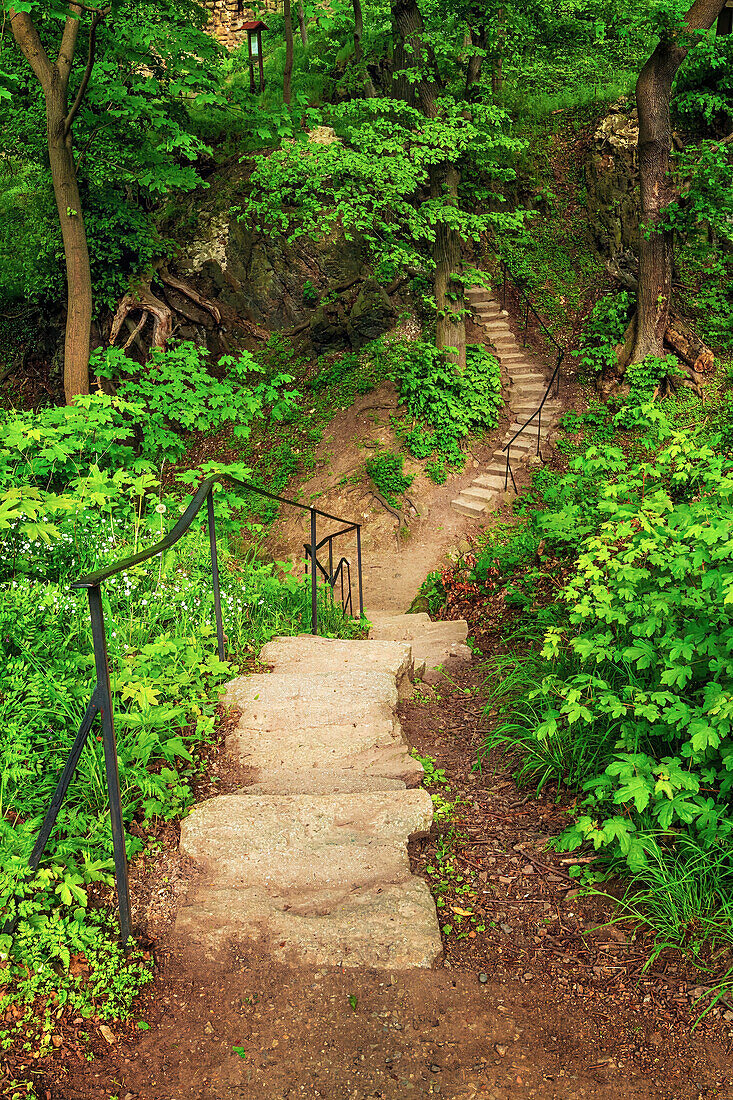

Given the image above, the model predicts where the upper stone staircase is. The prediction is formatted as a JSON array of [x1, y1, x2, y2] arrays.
[[451, 286, 561, 518], [173, 613, 471, 969]]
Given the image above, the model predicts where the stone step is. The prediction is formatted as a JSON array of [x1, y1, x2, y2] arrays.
[[473, 307, 507, 319], [451, 496, 487, 517], [368, 614, 468, 644], [244, 770, 410, 795], [179, 790, 433, 888], [221, 671, 398, 730], [368, 614, 472, 680], [174, 787, 442, 967], [174, 878, 442, 968], [260, 637, 415, 697], [461, 486, 497, 503], [474, 473, 509, 491]]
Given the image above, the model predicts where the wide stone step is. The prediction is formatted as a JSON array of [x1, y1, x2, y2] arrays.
[[174, 879, 442, 968], [461, 486, 497, 503], [368, 614, 468, 643], [221, 671, 398, 729], [260, 637, 414, 697], [174, 788, 442, 967], [180, 790, 432, 885]]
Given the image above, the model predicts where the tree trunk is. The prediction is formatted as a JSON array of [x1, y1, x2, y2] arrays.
[[283, 0, 294, 106], [392, 0, 466, 366], [296, 0, 307, 46], [433, 164, 466, 370], [47, 81, 92, 402], [630, 0, 727, 365], [10, 5, 104, 403], [352, 0, 375, 97]]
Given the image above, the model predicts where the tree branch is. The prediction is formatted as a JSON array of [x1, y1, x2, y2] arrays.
[[58, 4, 83, 90], [8, 10, 53, 92], [64, 6, 108, 137]]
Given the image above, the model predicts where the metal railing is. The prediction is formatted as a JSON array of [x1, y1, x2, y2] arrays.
[[496, 257, 566, 492], [6, 474, 363, 946]]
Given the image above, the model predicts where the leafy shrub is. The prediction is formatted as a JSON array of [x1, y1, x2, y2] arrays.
[[392, 342, 502, 465], [571, 291, 633, 376], [673, 30, 733, 135], [93, 342, 298, 465], [486, 417, 733, 878], [365, 451, 413, 507]]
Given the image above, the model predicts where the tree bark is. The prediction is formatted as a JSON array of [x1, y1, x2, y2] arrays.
[[432, 164, 466, 369], [296, 0, 307, 46], [352, 0, 375, 97], [631, 0, 727, 365], [392, 0, 466, 368], [10, 5, 104, 403], [283, 0, 294, 106], [47, 81, 93, 402]]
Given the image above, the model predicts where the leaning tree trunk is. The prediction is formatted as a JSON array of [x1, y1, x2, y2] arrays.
[[629, 0, 727, 366], [47, 83, 93, 402], [283, 0, 294, 106]]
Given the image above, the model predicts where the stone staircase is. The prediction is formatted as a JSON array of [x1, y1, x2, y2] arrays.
[[173, 614, 471, 969], [451, 285, 561, 518]]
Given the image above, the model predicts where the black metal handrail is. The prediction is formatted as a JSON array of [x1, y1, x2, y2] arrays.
[[6, 473, 364, 947], [492, 256, 566, 491]]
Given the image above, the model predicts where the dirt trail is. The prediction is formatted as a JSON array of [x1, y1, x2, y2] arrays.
[[263, 317, 565, 614]]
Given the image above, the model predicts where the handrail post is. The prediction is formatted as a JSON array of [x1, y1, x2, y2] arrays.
[[502, 262, 507, 309], [87, 584, 132, 947], [328, 537, 334, 586], [356, 525, 364, 618], [310, 509, 318, 636], [206, 490, 225, 662], [524, 299, 529, 341], [537, 406, 542, 456]]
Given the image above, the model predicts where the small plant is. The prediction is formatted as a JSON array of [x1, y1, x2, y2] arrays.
[[302, 278, 319, 306], [365, 450, 413, 508]]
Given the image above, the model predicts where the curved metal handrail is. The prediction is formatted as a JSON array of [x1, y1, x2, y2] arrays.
[[15, 471, 365, 949], [72, 473, 361, 589]]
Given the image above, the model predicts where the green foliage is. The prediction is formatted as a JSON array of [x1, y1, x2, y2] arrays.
[[302, 278, 319, 305], [393, 342, 503, 466], [93, 341, 299, 464], [365, 450, 413, 508], [572, 291, 633, 376], [0, 0, 224, 310], [245, 93, 524, 285], [673, 29, 733, 135], [0, 908, 152, 1057]]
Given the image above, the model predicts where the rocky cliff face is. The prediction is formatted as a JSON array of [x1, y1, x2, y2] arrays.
[[584, 102, 640, 263]]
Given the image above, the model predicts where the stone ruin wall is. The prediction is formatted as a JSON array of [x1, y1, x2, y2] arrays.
[[206, 0, 280, 50]]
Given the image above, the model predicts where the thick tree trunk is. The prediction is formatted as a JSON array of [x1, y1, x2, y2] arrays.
[[47, 82, 92, 402], [630, 0, 727, 365], [283, 0, 294, 106], [296, 0, 307, 46]]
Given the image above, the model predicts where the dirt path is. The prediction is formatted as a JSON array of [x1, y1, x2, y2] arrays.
[[264, 315, 575, 615], [49, 665, 733, 1100]]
